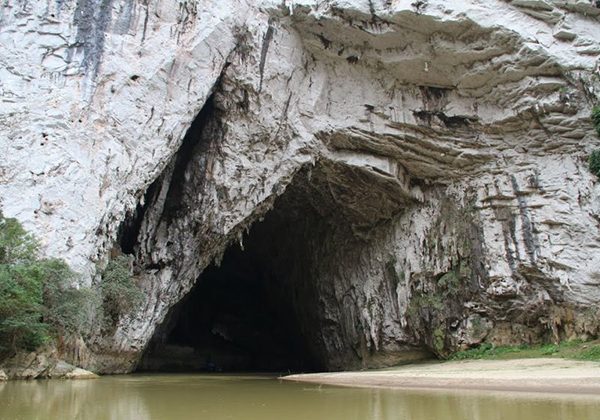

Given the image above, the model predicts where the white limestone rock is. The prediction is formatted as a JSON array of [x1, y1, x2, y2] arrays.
[[1, 0, 600, 371]]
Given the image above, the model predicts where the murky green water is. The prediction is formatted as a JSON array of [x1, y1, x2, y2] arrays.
[[1, 374, 599, 420]]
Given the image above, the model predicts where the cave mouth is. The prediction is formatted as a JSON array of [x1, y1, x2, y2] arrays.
[[138, 237, 319, 373], [138, 153, 415, 373], [138, 166, 331, 374]]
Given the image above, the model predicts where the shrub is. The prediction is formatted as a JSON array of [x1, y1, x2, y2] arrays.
[[42, 259, 99, 337], [590, 149, 600, 178], [0, 213, 97, 357], [100, 255, 143, 326], [592, 105, 600, 137]]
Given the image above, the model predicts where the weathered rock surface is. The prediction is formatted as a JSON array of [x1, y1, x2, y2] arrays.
[[1, 0, 600, 373], [1, 351, 98, 379], [64, 367, 99, 379]]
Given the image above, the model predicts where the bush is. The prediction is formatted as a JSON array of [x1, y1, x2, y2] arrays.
[[592, 105, 600, 137], [0, 213, 97, 357], [590, 149, 600, 178], [43, 259, 99, 337], [100, 255, 143, 326], [0, 216, 48, 353]]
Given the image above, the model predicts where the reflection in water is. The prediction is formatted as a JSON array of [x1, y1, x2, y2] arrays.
[[1, 374, 599, 420]]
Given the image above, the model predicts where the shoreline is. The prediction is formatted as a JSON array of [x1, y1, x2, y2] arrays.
[[281, 358, 600, 396]]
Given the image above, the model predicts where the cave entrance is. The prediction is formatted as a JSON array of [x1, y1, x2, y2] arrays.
[[138, 166, 328, 373], [139, 153, 416, 373], [139, 236, 317, 373]]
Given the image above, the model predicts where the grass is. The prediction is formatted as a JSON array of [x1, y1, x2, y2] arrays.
[[449, 339, 600, 362]]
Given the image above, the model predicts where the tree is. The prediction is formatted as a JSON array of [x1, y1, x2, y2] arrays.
[[42, 259, 98, 337], [0, 216, 48, 353], [0, 213, 98, 358]]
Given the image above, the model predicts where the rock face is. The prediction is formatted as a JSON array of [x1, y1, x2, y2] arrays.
[[1, 351, 98, 379], [1, 0, 600, 373]]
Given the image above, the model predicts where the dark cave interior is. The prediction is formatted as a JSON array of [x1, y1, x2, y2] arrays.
[[138, 239, 318, 373]]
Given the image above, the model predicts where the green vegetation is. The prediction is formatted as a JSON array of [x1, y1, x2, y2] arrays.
[[406, 294, 444, 317], [433, 327, 445, 353], [590, 149, 600, 178], [592, 105, 600, 137], [449, 339, 600, 362], [43, 259, 99, 337], [589, 106, 600, 178], [0, 213, 97, 357], [100, 255, 143, 327], [437, 270, 461, 295]]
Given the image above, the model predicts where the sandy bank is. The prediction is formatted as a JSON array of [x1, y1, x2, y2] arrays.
[[282, 358, 600, 395]]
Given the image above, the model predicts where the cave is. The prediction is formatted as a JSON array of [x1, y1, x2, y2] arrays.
[[138, 150, 417, 373], [133, 84, 421, 373], [138, 240, 317, 373], [137, 166, 330, 374]]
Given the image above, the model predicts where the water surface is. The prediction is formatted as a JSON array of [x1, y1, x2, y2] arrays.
[[1, 374, 599, 420]]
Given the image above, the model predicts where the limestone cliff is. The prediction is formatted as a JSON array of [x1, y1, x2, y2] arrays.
[[1, 0, 600, 374]]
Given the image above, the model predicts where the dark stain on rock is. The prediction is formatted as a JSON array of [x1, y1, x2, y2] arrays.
[[368, 0, 377, 21], [419, 85, 451, 111], [317, 33, 331, 49], [511, 176, 539, 265], [420, 85, 448, 99], [411, 0, 427, 14], [233, 25, 254, 63], [72, 0, 116, 80], [412, 110, 434, 125], [112, 0, 135, 35], [436, 113, 477, 128], [141, 0, 149, 42]]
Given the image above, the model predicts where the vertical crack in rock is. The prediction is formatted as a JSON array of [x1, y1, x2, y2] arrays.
[[258, 19, 275, 93], [141, 0, 150, 43]]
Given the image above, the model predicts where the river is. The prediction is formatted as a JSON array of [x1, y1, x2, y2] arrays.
[[1, 374, 598, 419]]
